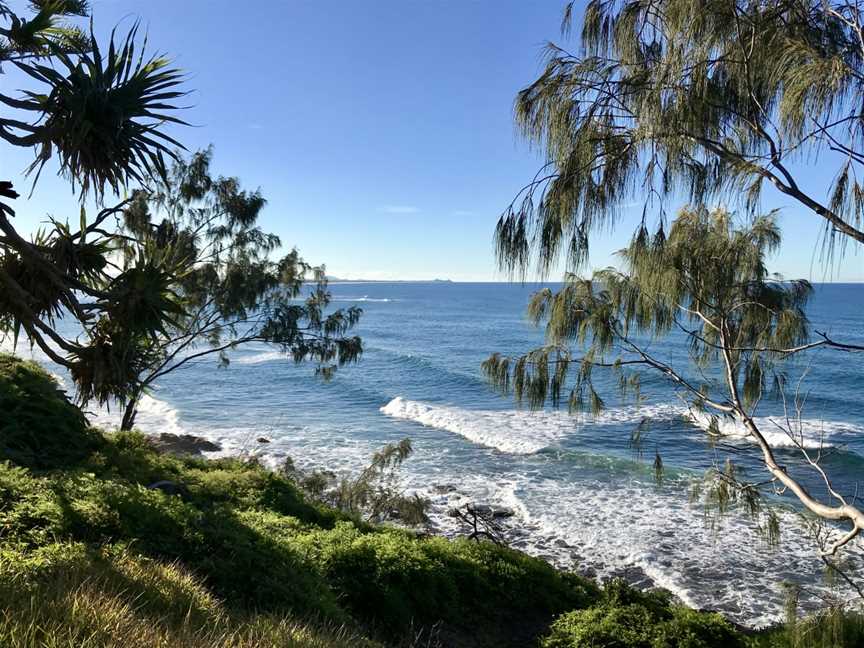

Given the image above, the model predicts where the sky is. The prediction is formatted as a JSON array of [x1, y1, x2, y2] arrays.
[[2, 0, 863, 282]]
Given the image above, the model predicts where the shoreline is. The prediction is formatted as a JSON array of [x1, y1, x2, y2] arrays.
[[148, 430, 764, 633]]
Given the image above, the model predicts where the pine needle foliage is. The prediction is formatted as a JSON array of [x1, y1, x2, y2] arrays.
[[486, 207, 811, 418], [485, 206, 864, 552], [497, 0, 864, 277]]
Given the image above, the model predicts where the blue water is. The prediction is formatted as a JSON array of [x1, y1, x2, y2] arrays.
[[8, 282, 864, 626]]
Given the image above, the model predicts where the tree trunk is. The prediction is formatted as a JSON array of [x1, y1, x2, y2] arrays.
[[120, 395, 140, 431]]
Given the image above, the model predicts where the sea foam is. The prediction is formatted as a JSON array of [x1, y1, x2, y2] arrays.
[[381, 396, 860, 455]]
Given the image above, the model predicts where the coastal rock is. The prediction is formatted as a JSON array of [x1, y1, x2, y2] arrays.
[[468, 503, 516, 519], [431, 483, 457, 494], [256, 437, 271, 444], [148, 433, 221, 456]]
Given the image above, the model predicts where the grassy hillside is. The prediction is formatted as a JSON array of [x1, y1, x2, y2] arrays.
[[1, 353, 861, 648]]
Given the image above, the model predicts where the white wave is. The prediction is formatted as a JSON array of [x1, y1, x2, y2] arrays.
[[687, 409, 860, 449], [83, 392, 184, 437], [381, 397, 862, 457], [380, 397, 682, 454], [411, 470, 864, 628], [333, 295, 394, 303], [234, 350, 284, 365], [381, 397, 568, 453]]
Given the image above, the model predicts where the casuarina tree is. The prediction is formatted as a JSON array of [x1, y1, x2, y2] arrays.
[[488, 0, 864, 582]]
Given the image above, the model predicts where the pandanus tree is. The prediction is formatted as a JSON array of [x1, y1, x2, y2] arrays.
[[488, 0, 864, 578], [1, 1, 190, 405], [114, 149, 362, 430], [0, 2, 362, 427]]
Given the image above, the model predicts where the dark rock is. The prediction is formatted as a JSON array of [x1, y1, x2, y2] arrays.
[[148, 433, 221, 456], [470, 504, 493, 516], [256, 437, 271, 444], [147, 480, 190, 499], [472, 504, 515, 518], [431, 483, 457, 494]]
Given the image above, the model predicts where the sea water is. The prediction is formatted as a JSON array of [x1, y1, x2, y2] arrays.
[[5, 282, 863, 626]]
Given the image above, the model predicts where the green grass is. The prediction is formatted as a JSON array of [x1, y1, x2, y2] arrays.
[[0, 541, 377, 648], [0, 440, 598, 644]]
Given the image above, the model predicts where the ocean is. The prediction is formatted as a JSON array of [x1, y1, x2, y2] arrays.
[[6, 281, 864, 627]]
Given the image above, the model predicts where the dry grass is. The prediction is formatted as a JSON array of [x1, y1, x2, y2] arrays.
[[0, 545, 377, 648]]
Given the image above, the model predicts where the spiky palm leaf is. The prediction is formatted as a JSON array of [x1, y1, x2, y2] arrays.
[[14, 22, 187, 196]]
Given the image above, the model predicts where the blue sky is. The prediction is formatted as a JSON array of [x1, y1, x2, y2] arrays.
[[3, 0, 863, 281]]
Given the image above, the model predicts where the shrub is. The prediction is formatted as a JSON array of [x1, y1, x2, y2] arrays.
[[0, 353, 101, 468], [286, 522, 600, 637], [541, 579, 746, 648]]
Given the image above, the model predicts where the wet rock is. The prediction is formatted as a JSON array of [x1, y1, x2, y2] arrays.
[[148, 433, 221, 456], [469, 503, 515, 518], [491, 506, 515, 519], [554, 538, 571, 548], [431, 484, 457, 494], [604, 565, 657, 591], [578, 566, 598, 579], [256, 437, 271, 444]]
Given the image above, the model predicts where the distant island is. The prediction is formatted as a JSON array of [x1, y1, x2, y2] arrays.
[[326, 276, 453, 283]]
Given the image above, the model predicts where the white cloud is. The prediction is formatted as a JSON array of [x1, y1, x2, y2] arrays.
[[377, 205, 420, 214]]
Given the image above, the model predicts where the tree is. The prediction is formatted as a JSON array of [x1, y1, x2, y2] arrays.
[[1, 1, 189, 402], [496, 0, 864, 275], [0, 3, 362, 425], [485, 206, 864, 562], [488, 0, 864, 582], [114, 148, 362, 429]]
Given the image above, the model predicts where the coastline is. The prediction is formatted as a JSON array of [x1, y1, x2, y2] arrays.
[[152, 431, 745, 627]]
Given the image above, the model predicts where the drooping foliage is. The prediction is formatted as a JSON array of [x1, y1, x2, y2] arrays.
[[486, 207, 811, 416], [497, 0, 864, 277], [485, 206, 864, 555]]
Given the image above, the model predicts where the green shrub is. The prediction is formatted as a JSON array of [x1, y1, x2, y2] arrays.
[[285, 521, 600, 637], [0, 353, 101, 468], [0, 438, 600, 645], [541, 579, 746, 648]]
